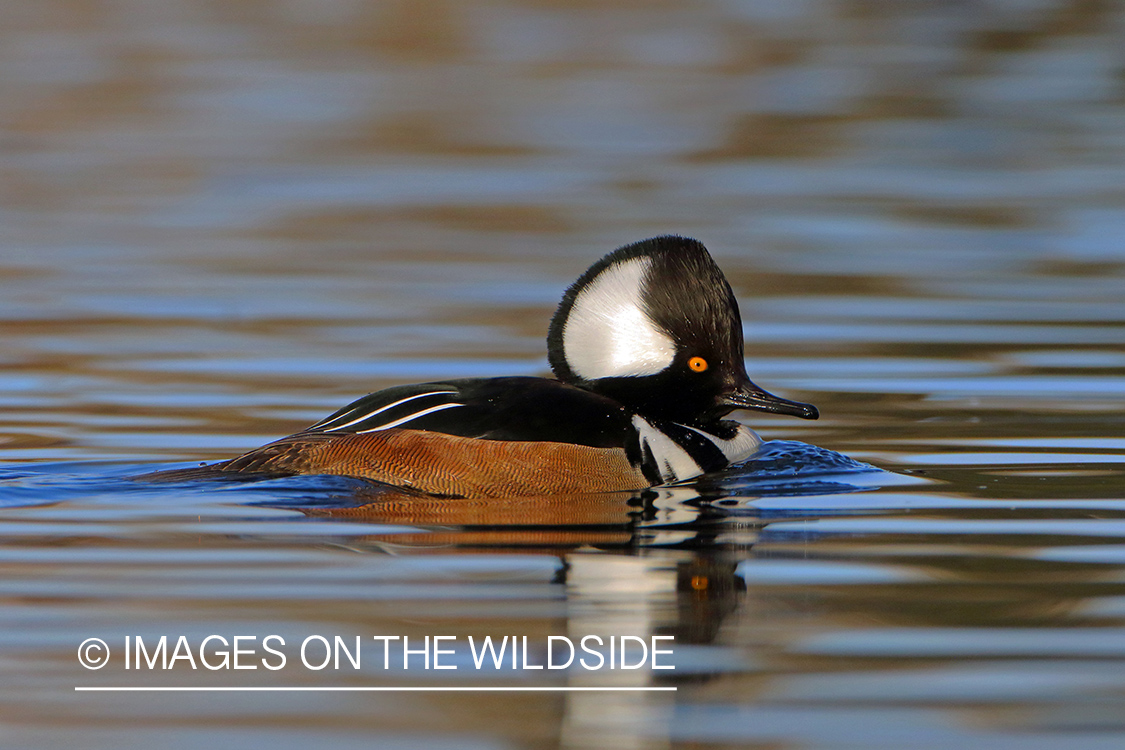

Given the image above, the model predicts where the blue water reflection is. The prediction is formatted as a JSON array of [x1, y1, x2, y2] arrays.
[[1, 0, 1124, 747]]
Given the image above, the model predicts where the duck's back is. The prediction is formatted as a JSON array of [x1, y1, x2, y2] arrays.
[[142, 377, 650, 496]]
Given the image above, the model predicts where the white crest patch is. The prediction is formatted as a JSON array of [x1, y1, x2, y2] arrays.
[[562, 257, 676, 380]]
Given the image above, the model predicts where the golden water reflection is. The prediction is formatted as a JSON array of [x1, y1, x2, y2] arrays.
[[2, 0, 1124, 747]]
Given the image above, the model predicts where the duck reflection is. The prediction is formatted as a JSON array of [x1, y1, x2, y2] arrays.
[[299, 483, 645, 548], [283, 479, 758, 748], [292, 481, 759, 642], [290, 478, 773, 550]]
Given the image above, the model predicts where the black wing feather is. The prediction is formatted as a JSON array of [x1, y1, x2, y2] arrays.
[[307, 377, 636, 450]]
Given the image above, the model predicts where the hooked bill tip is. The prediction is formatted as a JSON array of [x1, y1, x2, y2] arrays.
[[720, 386, 819, 420]]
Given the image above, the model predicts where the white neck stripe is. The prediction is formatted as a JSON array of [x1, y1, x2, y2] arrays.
[[632, 416, 703, 483], [683, 423, 761, 464]]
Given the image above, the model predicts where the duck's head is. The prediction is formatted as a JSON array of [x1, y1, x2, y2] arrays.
[[548, 235, 819, 426]]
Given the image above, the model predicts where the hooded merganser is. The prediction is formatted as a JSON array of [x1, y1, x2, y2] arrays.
[[148, 236, 818, 496]]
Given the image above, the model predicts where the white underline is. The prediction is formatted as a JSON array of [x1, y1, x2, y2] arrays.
[[76, 686, 676, 692]]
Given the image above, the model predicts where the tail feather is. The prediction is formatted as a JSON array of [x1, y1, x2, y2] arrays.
[[135, 460, 293, 483], [136, 432, 333, 483]]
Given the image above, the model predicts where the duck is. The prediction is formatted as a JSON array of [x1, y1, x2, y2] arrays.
[[147, 236, 818, 496]]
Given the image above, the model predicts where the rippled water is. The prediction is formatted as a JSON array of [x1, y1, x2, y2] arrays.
[[1, 1, 1123, 748]]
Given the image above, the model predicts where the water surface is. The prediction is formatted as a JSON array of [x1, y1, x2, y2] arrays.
[[1, 1, 1123, 748]]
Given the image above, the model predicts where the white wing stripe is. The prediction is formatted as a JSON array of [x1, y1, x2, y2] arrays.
[[355, 402, 465, 433], [318, 390, 458, 431]]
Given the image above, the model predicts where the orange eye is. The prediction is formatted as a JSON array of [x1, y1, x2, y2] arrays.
[[688, 356, 708, 373]]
